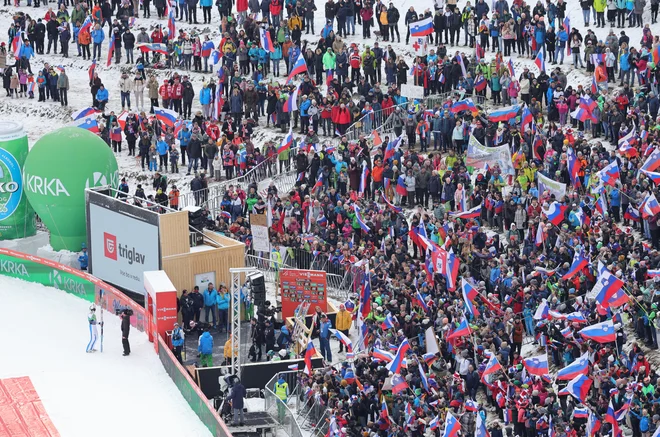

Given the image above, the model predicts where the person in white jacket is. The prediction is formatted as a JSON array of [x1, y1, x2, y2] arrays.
[[133, 72, 145, 112], [118, 72, 134, 110]]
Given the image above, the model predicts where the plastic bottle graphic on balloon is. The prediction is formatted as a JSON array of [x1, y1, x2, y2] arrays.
[[0, 121, 36, 240]]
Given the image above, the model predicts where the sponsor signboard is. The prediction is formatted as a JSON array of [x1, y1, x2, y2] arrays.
[[279, 269, 327, 319], [87, 191, 160, 294]]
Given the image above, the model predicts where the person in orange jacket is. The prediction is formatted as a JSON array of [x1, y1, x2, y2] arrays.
[[594, 61, 608, 89]]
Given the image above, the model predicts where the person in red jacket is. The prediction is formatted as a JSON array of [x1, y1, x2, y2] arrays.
[[168, 77, 183, 113], [159, 80, 170, 109], [335, 103, 351, 134], [151, 26, 163, 43], [269, 0, 283, 28]]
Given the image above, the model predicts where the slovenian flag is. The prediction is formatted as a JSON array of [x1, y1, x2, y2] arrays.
[[278, 128, 294, 154], [71, 115, 100, 133], [451, 98, 477, 115], [380, 313, 397, 330], [107, 37, 115, 67], [352, 204, 371, 233], [168, 11, 176, 40], [88, 59, 97, 82], [592, 269, 624, 308], [448, 204, 481, 219], [447, 318, 471, 340], [578, 320, 616, 343], [391, 373, 408, 394], [396, 175, 407, 196], [372, 348, 394, 362], [624, 205, 640, 221], [573, 407, 589, 419], [481, 354, 503, 381], [562, 250, 590, 280], [283, 82, 301, 113], [155, 107, 178, 127], [303, 340, 315, 375], [330, 328, 353, 353], [442, 412, 461, 437], [380, 191, 402, 214], [597, 160, 620, 187], [522, 354, 549, 377], [80, 15, 93, 34], [71, 107, 99, 121], [286, 52, 308, 83], [558, 374, 593, 403], [543, 201, 568, 226], [488, 105, 520, 123], [259, 27, 274, 52], [386, 338, 410, 375], [409, 16, 433, 37]]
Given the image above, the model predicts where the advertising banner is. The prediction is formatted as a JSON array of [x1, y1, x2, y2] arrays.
[[0, 250, 95, 301], [0, 248, 146, 332], [87, 195, 160, 294], [537, 172, 567, 199], [466, 135, 515, 176], [280, 269, 327, 319], [0, 122, 36, 240]]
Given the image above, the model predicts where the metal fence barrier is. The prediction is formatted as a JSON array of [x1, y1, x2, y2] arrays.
[[264, 371, 304, 437]]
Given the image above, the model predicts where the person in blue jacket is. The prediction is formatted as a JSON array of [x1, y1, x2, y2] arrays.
[[216, 285, 230, 333], [555, 25, 568, 65], [198, 327, 214, 367], [299, 95, 312, 133], [203, 282, 218, 328], [156, 135, 170, 172], [171, 322, 185, 363], [271, 42, 283, 76], [610, 187, 621, 221], [91, 25, 104, 60], [96, 84, 109, 110], [78, 244, 88, 270], [199, 83, 212, 117], [177, 123, 192, 165]]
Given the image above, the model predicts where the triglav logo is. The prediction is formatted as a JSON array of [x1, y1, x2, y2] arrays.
[[104, 232, 117, 260], [0, 147, 25, 219], [103, 232, 145, 265]]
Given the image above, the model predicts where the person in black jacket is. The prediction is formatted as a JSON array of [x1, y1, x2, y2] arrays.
[[120, 309, 131, 356], [122, 28, 136, 64], [387, 3, 401, 42], [46, 18, 59, 54], [404, 6, 418, 44], [35, 19, 46, 54]]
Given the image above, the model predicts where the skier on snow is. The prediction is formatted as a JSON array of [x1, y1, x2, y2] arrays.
[[86, 304, 99, 353]]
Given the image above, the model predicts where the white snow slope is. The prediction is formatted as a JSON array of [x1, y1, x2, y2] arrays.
[[0, 275, 211, 437], [0, 0, 649, 197]]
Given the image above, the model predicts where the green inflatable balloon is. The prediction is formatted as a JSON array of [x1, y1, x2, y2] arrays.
[[23, 127, 119, 251]]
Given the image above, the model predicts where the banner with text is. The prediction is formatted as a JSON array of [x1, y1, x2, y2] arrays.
[[537, 172, 567, 199], [465, 135, 515, 176]]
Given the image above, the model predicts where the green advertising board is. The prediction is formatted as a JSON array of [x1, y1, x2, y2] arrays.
[[0, 253, 95, 302]]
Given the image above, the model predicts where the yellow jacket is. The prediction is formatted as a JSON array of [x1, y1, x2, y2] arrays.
[[224, 339, 238, 358], [336, 309, 352, 331]]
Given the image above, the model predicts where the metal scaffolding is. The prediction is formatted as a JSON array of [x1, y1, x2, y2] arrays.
[[229, 267, 257, 378]]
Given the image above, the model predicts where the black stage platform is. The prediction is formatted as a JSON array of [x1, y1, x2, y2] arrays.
[[226, 411, 278, 437]]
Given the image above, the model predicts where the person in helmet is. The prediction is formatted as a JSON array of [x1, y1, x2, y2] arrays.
[[86, 304, 99, 353]]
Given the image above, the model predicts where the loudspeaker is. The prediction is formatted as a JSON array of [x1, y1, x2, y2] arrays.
[[249, 273, 266, 306]]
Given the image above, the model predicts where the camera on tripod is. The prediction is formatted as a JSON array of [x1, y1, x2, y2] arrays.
[[115, 307, 134, 316]]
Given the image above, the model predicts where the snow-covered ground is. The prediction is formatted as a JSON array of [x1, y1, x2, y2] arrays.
[[0, 275, 211, 437], [1, 0, 649, 199]]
